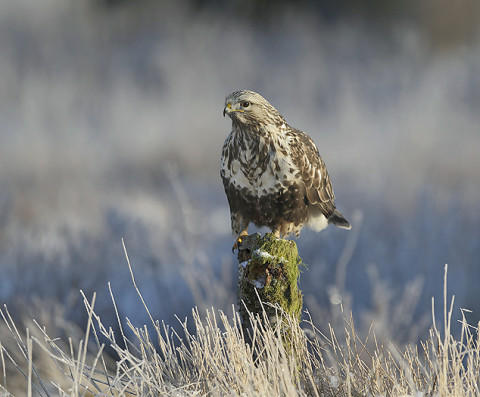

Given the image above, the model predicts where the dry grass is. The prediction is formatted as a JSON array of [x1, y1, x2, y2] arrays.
[[0, 257, 478, 396]]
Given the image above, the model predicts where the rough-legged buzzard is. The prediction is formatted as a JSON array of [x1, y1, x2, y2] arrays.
[[221, 90, 350, 243]]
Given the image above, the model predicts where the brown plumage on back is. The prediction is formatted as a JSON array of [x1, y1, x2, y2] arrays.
[[221, 90, 350, 242]]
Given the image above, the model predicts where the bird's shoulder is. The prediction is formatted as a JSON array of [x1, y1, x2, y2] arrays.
[[284, 126, 335, 206], [284, 127, 323, 167]]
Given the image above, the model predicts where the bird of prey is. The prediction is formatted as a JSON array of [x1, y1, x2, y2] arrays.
[[221, 90, 350, 245]]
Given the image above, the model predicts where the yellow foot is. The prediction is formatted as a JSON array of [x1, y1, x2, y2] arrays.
[[232, 231, 248, 253]]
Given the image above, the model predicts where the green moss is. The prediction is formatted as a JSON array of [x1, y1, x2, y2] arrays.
[[238, 233, 303, 323]]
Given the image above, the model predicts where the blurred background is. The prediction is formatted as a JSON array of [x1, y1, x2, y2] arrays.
[[1, 0, 479, 345]]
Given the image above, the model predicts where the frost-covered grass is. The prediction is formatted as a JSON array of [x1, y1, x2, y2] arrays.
[[0, 260, 478, 396]]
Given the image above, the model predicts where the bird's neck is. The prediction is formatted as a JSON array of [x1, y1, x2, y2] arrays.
[[231, 121, 277, 142]]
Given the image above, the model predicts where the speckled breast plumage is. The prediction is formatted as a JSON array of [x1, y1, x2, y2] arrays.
[[221, 128, 308, 237]]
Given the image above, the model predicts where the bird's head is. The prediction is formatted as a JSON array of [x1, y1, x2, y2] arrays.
[[223, 90, 282, 128]]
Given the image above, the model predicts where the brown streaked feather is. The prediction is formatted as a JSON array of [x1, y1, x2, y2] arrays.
[[288, 129, 336, 218]]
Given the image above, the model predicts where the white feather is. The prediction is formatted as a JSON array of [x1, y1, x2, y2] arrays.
[[306, 212, 328, 232]]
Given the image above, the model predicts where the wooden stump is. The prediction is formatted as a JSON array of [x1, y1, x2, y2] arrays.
[[237, 233, 303, 345]]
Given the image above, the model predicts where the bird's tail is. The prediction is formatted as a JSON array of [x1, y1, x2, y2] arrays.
[[329, 209, 351, 230]]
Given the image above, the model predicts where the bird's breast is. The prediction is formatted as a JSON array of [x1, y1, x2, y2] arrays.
[[222, 133, 300, 198]]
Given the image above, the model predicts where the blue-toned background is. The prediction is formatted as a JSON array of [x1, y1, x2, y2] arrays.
[[1, 0, 479, 343]]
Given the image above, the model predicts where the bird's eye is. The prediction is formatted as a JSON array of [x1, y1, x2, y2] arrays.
[[240, 101, 250, 108]]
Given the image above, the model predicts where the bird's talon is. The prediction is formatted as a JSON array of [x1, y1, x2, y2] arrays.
[[232, 237, 243, 253]]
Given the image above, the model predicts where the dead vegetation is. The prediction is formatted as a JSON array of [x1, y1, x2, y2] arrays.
[[0, 254, 478, 396]]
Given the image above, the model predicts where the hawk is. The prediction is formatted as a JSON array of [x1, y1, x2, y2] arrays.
[[221, 90, 350, 244]]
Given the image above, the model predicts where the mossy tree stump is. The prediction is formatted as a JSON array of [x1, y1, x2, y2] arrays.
[[237, 233, 303, 345]]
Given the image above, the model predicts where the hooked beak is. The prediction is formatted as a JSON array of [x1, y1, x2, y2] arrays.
[[223, 101, 232, 117], [223, 101, 244, 117]]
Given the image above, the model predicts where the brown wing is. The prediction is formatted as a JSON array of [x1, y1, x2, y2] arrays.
[[287, 128, 336, 219]]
